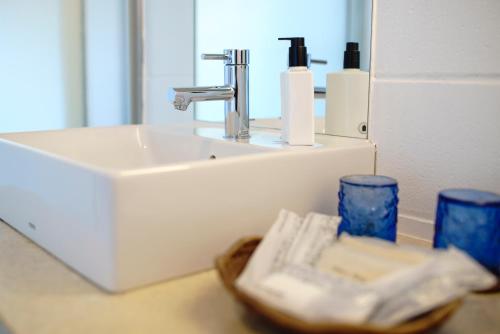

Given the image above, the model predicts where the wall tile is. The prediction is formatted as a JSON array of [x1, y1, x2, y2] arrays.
[[145, 0, 194, 77], [370, 79, 500, 221], [374, 0, 500, 77], [85, 0, 127, 127]]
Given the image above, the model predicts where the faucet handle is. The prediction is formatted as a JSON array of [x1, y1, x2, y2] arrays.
[[310, 59, 328, 65], [307, 53, 328, 68], [201, 49, 249, 65], [201, 53, 230, 61]]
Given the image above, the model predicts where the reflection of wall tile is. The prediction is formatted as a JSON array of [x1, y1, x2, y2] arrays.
[[374, 0, 500, 77], [370, 80, 500, 222], [85, 0, 127, 127], [145, 0, 194, 77], [143, 0, 194, 124], [144, 75, 193, 125]]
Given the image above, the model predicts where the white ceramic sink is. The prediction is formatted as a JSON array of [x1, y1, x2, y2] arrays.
[[0, 123, 375, 292]]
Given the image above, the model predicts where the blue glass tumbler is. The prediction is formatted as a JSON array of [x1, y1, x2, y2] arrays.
[[433, 189, 500, 276], [337, 175, 399, 241]]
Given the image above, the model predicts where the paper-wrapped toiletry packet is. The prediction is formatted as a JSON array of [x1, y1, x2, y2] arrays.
[[236, 209, 497, 326]]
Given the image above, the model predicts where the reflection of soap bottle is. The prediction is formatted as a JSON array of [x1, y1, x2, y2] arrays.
[[279, 37, 314, 146], [325, 42, 368, 138]]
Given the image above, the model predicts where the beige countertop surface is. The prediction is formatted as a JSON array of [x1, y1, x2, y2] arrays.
[[1, 221, 499, 334]]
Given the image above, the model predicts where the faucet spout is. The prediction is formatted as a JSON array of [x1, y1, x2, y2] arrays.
[[168, 49, 250, 139], [168, 86, 235, 111]]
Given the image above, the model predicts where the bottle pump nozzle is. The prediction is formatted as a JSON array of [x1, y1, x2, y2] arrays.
[[343, 42, 360, 69], [278, 37, 308, 67]]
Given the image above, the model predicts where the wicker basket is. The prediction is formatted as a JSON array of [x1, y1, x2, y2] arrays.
[[215, 236, 463, 334]]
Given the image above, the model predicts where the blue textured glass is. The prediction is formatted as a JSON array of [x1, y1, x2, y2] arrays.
[[433, 189, 500, 276], [337, 175, 399, 241]]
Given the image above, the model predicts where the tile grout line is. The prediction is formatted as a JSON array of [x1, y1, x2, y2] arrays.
[[372, 75, 500, 85]]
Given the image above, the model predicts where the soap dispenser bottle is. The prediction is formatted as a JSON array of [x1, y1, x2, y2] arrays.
[[278, 37, 314, 146], [325, 42, 369, 138]]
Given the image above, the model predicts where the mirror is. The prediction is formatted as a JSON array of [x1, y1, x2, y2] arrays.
[[0, 0, 141, 134], [195, 0, 372, 138], [1, 1, 371, 139]]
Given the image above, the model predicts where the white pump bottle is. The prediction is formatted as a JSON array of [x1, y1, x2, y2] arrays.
[[325, 42, 369, 138], [279, 37, 314, 146]]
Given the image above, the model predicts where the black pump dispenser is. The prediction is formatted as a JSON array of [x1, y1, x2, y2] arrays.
[[343, 42, 360, 69], [278, 37, 308, 67]]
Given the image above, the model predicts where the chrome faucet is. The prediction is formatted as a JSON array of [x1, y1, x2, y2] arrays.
[[168, 49, 250, 139]]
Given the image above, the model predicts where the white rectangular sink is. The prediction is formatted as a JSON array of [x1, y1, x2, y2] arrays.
[[0, 123, 375, 292]]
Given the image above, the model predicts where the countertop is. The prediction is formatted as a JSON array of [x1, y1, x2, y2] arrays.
[[0, 221, 499, 334]]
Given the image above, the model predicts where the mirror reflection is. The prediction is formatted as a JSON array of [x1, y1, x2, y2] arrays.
[[195, 0, 372, 138], [1, 0, 371, 139]]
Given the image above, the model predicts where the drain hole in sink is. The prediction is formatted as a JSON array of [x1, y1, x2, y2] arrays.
[[209, 155, 216, 160]]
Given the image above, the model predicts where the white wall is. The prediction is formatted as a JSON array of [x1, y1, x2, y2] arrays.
[[84, 0, 129, 127], [369, 0, 500, 239], [0, 0, 130, 132], [0, 0, 84, 133], [142, 0, 194, 125]]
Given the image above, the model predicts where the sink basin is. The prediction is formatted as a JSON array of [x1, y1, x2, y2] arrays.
[[0, 123, 375, 291]]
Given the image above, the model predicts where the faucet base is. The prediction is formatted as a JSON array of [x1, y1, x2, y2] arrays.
[[224, 135, 251, 141]]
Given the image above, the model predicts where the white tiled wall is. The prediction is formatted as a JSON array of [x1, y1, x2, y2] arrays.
[[142, 0, 194, 124], [0, 0, 84, 132], [370, 0, 500, 239], [373, 0, 500, 77], [85, 0, 128, 127]]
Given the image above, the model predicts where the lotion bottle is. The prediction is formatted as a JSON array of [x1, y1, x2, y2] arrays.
[[279, 37, 314, 146], [325, 42, 369, 138]]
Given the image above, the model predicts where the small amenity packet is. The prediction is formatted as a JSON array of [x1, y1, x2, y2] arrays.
[[236, 209, 497, 326]]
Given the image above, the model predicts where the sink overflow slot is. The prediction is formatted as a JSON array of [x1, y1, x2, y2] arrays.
[[209, 155, 216, 160], [28, 222, 37, 230]]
